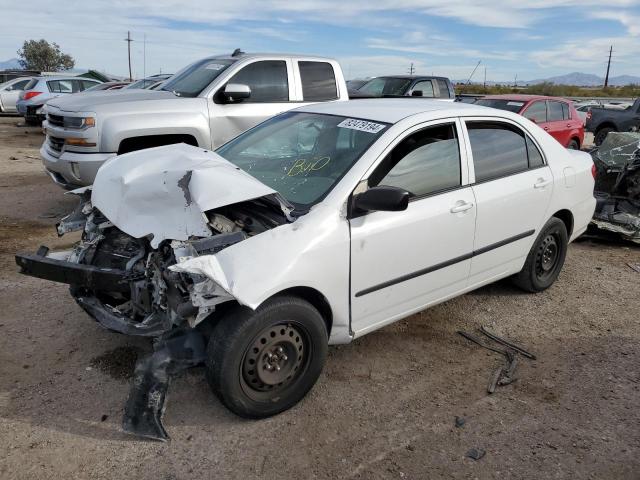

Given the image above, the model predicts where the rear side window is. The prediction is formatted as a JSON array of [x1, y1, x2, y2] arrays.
[[467, 122, 529, 182], [436, 79, 450, 97], [299, 61, 338, 101], [547, 101, 564, 122], [371, 123, 461, 197], [227, 60, 289, 103], [526, 136, 545, 168], [561, 103, 570, 120], [48, 80, 73, 93], [523, 101, 547, 123], [80, 80, 98, 91], [412, 80, 434, 98], [12, 80, 29, 90]]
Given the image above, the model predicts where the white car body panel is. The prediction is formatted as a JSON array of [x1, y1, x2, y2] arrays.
[[0, 77, 32, 112], [85, 99, 595, 345]]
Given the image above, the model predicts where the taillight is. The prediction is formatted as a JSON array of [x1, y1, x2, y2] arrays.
[[23, 91, 42, 100], [591, 163, 597, 179], [586, 109, 592, 121]]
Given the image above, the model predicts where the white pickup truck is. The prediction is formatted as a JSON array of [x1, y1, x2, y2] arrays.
[[40, 51, 349, 188]]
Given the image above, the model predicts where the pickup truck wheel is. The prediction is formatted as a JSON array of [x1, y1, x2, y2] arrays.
[[594, 128, 614, 146], [206, 296, 328, 418], [512, 217, 568, 293]]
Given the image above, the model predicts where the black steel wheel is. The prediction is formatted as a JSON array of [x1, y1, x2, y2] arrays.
[[594, 127, 614, 146], [206, 295, 328, 418], [512, 217, 568, 293]]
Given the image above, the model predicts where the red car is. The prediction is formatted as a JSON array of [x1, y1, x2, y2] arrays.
[[475, 95, 584, 149]]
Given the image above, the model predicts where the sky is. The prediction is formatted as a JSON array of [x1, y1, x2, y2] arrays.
[[2, 1, 640, 82]]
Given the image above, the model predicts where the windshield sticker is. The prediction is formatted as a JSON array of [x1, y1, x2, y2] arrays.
[[507, 101, 525, 107], [337, 118, 386, 134], [205, 63, 226, 70], [287, 157, 331, 176]]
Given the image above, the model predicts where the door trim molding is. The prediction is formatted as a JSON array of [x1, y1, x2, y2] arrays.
[[354, 229, 535, 297]]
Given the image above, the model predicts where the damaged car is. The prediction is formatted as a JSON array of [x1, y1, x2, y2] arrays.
[[16, 99, 596, 440], [590, 131, 640, 243]]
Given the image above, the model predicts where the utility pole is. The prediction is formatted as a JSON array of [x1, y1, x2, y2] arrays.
[[466, 60, 481, 84], [124, 31, 133, 81], [604, 45, 613, 88], [408, 62, 415, 75], [483, 66, 487, 90], [514, 74, 518, 87], [143, 33, 146, 81]]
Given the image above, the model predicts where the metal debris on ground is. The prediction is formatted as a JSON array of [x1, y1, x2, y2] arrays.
[[458, 327, 536, 394], [627, 262, 640, 273]]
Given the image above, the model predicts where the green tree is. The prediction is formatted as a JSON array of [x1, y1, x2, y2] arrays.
[[17, 39, 75, 71]]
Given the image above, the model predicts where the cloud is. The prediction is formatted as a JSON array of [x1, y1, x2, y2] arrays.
[[589, 10, 640, 36]]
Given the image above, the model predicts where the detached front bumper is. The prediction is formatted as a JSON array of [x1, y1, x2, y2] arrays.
[[40, 143, 116, 188]]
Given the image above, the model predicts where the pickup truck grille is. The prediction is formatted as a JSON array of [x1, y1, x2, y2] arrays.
[[48, 136, 65, 152], [47, 114, 65, 128]]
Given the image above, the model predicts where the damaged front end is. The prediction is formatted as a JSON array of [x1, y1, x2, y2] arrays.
[[591, 132, 640, 244], [15, 145, 295, 440]]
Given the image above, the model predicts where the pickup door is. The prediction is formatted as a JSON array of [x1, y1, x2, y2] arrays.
[[350, 120, 476, 336], [209, 59, 341, 148]]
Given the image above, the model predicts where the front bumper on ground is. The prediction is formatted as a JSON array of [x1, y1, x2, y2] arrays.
[[40, 143, 116, 188]]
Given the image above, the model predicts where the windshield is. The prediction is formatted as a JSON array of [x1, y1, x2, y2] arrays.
[[475, 99, 525, 113], [160, 58, 235, 97], [216, 112, 389, 209], [358, 77, 412, 96]]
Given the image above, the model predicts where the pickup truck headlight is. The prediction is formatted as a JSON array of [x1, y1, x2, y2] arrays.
[[64, 116, 95, 129]]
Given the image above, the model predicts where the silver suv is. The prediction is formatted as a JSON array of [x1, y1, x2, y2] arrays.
[[16, 76, 102, 124], [41, 52, 349, 188]]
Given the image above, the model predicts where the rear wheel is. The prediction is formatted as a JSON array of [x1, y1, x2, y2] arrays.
[[206, 296, 328, 418], [594, 127, 614, 146], [512, 217, 568, 293], [567, 139, 579, 150]]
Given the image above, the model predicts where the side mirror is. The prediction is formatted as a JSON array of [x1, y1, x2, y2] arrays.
[[5, 85, 13, 91], [354, 186, 410, 213], [222, 83, 251, 103], [529, 117, 538, 124], [411, 90, 423, 97]]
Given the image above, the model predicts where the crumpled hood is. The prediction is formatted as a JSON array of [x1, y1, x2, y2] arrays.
[[46, 89, 177, 112], [91, 143, 281, 248]]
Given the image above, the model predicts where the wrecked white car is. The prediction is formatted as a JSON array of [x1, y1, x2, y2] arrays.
[[16, 100, 596, 440]]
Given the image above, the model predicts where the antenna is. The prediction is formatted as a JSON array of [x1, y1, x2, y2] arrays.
[[124, 31, 133, 81], [466, 60, 481, 84], [604, 45, 613, 88]]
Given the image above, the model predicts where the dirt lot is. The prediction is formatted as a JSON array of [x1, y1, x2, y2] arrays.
[[0, 116, 638, 479]]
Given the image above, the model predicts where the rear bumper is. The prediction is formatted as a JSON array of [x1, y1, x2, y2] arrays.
[[15, 251, 129, 292], [40, 143, 116, 188]]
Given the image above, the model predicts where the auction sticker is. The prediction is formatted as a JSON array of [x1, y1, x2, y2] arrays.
[[338, 118, 386, 134]]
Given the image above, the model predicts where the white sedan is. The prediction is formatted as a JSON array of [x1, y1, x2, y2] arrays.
[[16, 99, 596, 438]]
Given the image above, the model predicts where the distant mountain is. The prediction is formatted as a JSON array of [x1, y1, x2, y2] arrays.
[[0, 58, 21, 69], [523, 72, 640, 87]]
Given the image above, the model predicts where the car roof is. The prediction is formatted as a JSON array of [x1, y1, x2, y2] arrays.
[[296, 98, 494, 124], [373, 75, 450, 81], [481, 94, 571, 103], [202, 53, 338, 62], [33, 76, 100, 82]]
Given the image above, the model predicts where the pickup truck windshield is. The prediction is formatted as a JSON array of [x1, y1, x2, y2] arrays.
[[358, 77, 412, 96], [475, 99, 525, 113], [216, 112, 389, 209], [161, 59, 235, 97]]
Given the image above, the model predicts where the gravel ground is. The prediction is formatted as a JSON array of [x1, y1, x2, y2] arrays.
[[0, 116, 638, 479]]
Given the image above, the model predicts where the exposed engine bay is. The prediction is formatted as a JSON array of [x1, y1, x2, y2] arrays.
[[54, 190, 291, 337]]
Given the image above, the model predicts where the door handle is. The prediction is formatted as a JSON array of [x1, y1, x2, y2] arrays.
[[450, 201, 474, 213], [534, 178, 552, 189]]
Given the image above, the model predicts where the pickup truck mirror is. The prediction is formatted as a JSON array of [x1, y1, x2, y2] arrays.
[[222, 83, 251, 103], [411, 90, 423, 97], [354, 186, 410, 213]]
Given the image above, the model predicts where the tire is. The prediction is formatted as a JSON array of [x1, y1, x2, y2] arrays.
[[594, 127, 614, 146], [206, 295, 328, 418], [25, 116, 40, 126], [512, 217, 568, 293], [567, 139, 579, 150]]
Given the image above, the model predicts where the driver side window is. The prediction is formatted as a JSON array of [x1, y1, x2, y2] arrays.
[[370, 123, 462, 198], [226, 60, 289, 103]]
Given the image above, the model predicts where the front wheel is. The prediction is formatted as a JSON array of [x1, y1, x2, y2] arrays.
[[512, 218, 568, 293], [206, 296, 328, 418]]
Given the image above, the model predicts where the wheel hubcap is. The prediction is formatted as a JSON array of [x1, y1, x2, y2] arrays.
[[536, 234, 559, 278], [242, 324, 305, 392]]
